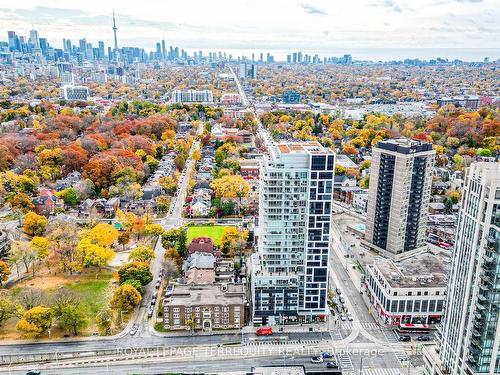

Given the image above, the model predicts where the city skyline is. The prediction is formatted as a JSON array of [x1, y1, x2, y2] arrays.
[[1, 0, 499, 61]]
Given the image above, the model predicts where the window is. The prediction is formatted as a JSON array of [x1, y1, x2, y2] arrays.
[[311, 156, 326, 171]]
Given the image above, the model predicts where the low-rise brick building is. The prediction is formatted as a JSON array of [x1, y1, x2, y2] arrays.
[[163, 283, 244, 331]]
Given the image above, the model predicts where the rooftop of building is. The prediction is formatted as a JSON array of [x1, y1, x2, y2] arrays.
[[276, 141, 333, 155], [376, 137, 434, 154], [166, 283, 244, 306], [371, 250, 450, 289]]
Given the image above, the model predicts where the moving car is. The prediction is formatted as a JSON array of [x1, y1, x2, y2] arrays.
[[321, 351, 334, 359], [147, 307, 154, 318], [399, 335, 411, 342], [347, 313, 353, 321], [311, 356, 324, 363], [256, 327, 273, 336], [339, 313, 347, 321], [130, 325, 138, 336], [326, 361, 339, 369]]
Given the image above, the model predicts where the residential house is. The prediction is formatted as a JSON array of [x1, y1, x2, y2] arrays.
[[188, 237, 216, 255], [32, 188, 63, 215]]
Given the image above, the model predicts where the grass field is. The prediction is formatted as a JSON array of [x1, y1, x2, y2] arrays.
[[186, 225, 234, 246], [65, 273, 114, 319], [1, 272, 114, 339]]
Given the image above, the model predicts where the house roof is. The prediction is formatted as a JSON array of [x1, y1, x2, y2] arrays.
[[184, 251, 216, 271]]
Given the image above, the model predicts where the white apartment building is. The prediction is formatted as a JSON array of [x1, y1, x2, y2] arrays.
[[365, 138, 435, 259], [252, 142, 335, 325], [171, 89, 213, 103], [365, 251, 449, 326], [437, 162, 500, 375]]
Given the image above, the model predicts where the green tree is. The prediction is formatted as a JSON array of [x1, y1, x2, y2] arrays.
[[56, 187, 79, 205], [58, 304, 88, 336], [123, 279, 144, 295], [110, 284, 142, 311], [118, 261, 153, 286]]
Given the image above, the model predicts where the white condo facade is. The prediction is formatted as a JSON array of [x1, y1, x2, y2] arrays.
[[438, 162, 500, 374], [251, 141, 335, 325]]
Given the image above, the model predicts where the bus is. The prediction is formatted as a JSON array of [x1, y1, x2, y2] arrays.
[[396, 323, 430, 334]]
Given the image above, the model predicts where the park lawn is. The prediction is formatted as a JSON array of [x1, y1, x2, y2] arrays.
[[186, 225, 234, 246], [65, 272, 114, 319], [2, 271, 115, 339]]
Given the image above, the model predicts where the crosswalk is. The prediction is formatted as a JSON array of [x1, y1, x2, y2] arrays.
[[339, 322, 380, 330], [329, 329, 343, 341], [382, 329, 400, 343], [338, 352, 354, 371], [361, 369, 403, 375]]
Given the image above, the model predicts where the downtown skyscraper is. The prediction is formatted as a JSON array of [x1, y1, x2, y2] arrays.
[[251, 141, 335, 325], [439, 162, 500, 374]]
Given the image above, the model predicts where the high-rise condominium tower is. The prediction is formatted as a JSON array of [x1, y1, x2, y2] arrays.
[[251, 141, 335, 325], [365, 138, 435, 259], [440, 162, 500, 374]]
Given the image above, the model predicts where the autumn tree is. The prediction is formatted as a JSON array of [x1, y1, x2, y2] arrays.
[[164, 247, 183, 272], [23, 211, 47, 236], [16, 306, 53, 338], [46, 221, 80, 274], [0, 260, 10, 286], [110, 284, 142, 312], [0, 293, 15, 326], [76, 238, 115, 272], [144, 223, 164, 237], [159, 176, 178, 194], [212, 175, 251, 200], [8, 192, 35, 213], [96, 308, 113, 335], [86, 223, 119, 247], [128, 245, 155, 263], [220, 227, 248, 257]]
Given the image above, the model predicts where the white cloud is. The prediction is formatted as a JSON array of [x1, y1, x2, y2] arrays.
[[0, 0, 498, 51]]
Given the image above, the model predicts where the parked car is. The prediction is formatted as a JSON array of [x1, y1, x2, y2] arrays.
[[399, 335, 411, 342], [417, 335, 431, 341], [155, 281, 161, 289], [147, 307, 154, 318], [26, 371, 41, 375], [336, 288, 342, 295], [311, 356, 324, 363], [150, 298, 156, 306], [339, 296, 345, 304]]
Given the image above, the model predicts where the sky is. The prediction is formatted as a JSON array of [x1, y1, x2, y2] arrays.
[[0, 0, 499, 58]]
